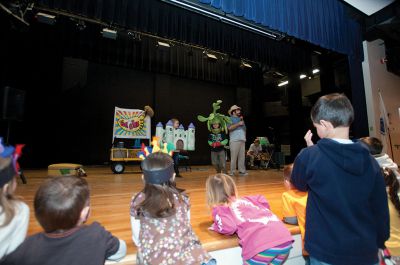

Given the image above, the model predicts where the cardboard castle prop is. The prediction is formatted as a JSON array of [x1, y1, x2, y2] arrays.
[[155, 120, 195, 151]]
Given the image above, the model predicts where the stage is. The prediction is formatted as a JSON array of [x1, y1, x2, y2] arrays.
[[16, 165, 301, 264]]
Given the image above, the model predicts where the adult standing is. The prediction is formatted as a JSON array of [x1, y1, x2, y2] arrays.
[[228, 105, 248, 176]]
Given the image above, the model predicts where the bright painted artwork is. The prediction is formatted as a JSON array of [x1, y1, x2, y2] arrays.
[[112, 107, 151, 139]]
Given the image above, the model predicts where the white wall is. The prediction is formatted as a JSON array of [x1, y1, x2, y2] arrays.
[[362, 39, 400, 163]]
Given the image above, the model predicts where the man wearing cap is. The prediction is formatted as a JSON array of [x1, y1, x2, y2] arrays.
[[228, 105, 248, 176]]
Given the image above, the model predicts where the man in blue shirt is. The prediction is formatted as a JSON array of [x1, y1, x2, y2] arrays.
[[228, 105, 248, 176]]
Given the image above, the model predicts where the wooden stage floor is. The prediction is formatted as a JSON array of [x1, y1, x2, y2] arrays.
[[16, 165, 300, 258]]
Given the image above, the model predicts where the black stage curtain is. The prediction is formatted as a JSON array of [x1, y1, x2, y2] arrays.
[[37, 0, 312, 74]]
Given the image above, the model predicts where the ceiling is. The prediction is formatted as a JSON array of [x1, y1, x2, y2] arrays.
[[342, 0, 400, 46]]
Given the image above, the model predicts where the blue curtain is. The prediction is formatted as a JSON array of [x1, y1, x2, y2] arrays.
[[198, 0, 362, 61], [199, 0, 368, 136]]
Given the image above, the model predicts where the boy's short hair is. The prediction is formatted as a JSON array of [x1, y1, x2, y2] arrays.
[[311, 93, 354, 127], [359, 137, 383, 155], [283, 163, 294, 182], [34, 176, 90, 233]]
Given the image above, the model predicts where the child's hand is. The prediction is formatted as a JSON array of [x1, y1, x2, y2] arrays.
[[304, 130, 314, 147], [208, 225, 215, 231], [213, 142, 221, 148]]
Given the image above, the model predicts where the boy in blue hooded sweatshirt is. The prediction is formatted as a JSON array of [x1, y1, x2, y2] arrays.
[[291, 93, 389, 265]]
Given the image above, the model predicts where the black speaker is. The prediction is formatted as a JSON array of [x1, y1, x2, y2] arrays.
[[1, 86, 26, 121]]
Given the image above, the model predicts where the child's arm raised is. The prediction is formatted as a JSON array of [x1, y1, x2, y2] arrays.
[[304, 130, 314, 147]]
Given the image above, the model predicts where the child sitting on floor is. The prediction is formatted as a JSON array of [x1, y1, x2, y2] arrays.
[[2, 175, 126, 265], [0, 141, 29, 259], [206, 174, 293, 265], [360, 136, 400, 180], [130, 152, 214, 265], [360, 137, 400, 260], [281, 164, 309, 264]]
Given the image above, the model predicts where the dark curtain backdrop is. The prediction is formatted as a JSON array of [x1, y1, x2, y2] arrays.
[[36, 0, 313, 74], [0, 13, 256, 167]]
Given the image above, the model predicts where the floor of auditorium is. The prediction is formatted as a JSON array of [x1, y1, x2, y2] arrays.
[[16, 165, 300, 257]]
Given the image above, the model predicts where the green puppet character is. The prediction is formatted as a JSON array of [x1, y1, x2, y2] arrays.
[[198, 100, 231, 173]]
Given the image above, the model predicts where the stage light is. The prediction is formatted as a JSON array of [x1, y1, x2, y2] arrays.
[[203, 51, 218, 61], [128, 31, 141, 41], [299, 74, 307, 79], [312, 68, 320, 74], [102, 28, 117, 40], [36, 12, 56, 25], [157, 41, 171, 48], [76, 20, 86, 31], [278, 81, 289, 87], [240, 61, 252, 69]]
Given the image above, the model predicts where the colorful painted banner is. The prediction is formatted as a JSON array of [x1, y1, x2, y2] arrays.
[[112, 107, 151, 140]]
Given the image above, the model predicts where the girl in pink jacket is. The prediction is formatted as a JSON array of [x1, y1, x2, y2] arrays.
[[206, 174, 293, 265]]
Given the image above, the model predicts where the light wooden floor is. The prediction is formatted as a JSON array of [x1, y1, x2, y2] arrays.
[[15, 165, 300, 255]]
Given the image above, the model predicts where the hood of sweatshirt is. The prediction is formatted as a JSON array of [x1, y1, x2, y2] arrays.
[[316, 138, 371, 176]]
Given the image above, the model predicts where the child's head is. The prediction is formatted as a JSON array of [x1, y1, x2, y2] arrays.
[[136, 152, 183, 218], [359, 137, 400, 214], [141, 152, 175, 184], [283, 163, 294, 190], [310, 93, 354, 138], [211, 120, 222, 134], [0, 156, 17, 227], [34, 176, 90, 233], [359, 137, 383, 155], [205, 174, 238, 207], [212, 122, 220, 129], [171, 118, 180, 129]]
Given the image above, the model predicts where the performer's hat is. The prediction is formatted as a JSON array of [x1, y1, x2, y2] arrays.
[[228, 105, 241, 115]]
